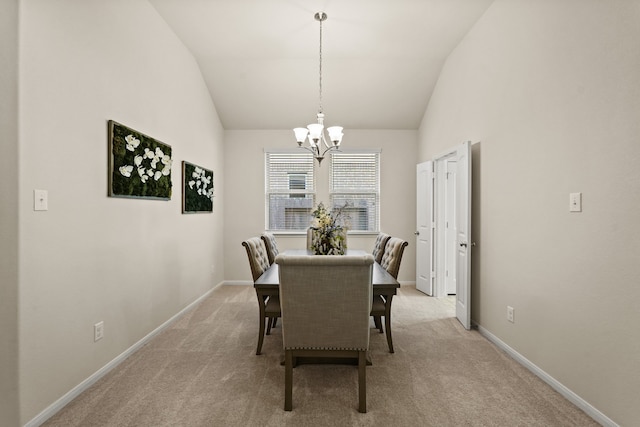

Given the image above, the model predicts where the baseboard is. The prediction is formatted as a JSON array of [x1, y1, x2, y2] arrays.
[[476, 325, 618, 427], [223, 280, 253, 286], [25, 283, 222, 427]]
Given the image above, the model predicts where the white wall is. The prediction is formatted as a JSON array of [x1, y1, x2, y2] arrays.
[[0, 0, 20, 424], [224, 129, 418, 283], [19, 0, 225, 423], [418, 0, 640, 424]]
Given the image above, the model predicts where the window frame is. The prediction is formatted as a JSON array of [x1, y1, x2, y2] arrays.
[[264, 149, 315, 233], [329, 149, 381, 234]]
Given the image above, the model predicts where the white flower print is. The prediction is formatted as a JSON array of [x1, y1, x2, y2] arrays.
[[125, 135, 140, 151], [119, 165, 133, 177]]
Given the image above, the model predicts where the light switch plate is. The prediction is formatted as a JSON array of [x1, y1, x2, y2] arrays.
[[34, 189, 48, 211], [569, 192, 582, 212]]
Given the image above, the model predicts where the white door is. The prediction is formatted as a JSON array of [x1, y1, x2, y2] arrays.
[[444, 160, 457, 295], [455, 141, 472, 329], [415, 161, 434, 295]]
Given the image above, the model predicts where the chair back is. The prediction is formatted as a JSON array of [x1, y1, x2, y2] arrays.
[[261, 232, 279, 264], [242, 237, 271, 282], [276, 254, 374, 351], [372, 233, 391, 264], [380, 237, 408, 279], [306, 227, 313, 250]]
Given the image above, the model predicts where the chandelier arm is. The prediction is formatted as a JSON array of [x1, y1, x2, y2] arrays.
[[299, 145, 320, 156], [320, 133, 331, 150], [320, 145, 339, 157]]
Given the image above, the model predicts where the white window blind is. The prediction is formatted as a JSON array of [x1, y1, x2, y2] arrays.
[[265, 151, 315, 231], [330, 151, 380, 232]]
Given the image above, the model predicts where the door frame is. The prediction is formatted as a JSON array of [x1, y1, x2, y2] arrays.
[[434, 152, 457, 298], [417, 142, 472, 329]]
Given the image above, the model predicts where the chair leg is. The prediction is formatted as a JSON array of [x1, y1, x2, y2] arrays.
[[266, 316, 273, 335], [358, 351, 367, 413], [373, 316, 383, 333], [285, 350, 293, 411], [256, 317, 266, 355], [272, 317, 278, 328]]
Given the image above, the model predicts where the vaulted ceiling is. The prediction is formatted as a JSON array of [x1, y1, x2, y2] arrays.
[[149, 0, 494, 130]]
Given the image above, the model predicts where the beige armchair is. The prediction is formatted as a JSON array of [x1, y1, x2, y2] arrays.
[[276, 253, 374, 413], [242, 237, 281, 355], [372, 237, 408, 353]]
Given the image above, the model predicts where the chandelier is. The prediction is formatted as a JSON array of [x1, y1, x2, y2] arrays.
[[293, 12, 343, 165]]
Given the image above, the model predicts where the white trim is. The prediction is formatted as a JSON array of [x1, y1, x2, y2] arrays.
[[398, 281, 416, 287], [25, 283, 222, 427], [476, 325, 618, 427]]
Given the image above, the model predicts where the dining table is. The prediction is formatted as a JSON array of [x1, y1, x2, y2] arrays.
[[254, 249, 400, 353]]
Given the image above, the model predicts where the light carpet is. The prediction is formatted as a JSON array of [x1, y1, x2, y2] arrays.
[[43, 285, 598, 426]]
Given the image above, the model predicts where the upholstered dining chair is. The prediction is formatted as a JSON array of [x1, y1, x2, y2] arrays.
[[306, 227, 313, 250], [261, 232, 279, 265], [242, 237, 281, 355], [379, 237, 408, 279], [371, 232, 391, 264], [371, 237, 408, 353], [276, 253, 374, 413]]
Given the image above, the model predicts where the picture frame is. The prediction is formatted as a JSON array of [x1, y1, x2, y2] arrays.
[[108, 120, 173, 200], [182, 161, 214, 213]]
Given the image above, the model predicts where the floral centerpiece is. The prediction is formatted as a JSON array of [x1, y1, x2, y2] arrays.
[[310, 202, 348, 255]]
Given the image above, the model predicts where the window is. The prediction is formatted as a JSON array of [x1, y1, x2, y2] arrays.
[[330, 150, 380, 232], [288, 173, 306, 198], [265, 151, 315, 231]]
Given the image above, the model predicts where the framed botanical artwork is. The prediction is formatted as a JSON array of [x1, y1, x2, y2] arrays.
[[182, 161, 214, 213], [108, 120, 173, 200]]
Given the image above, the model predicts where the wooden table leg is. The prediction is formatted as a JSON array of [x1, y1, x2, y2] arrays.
[[384, 294, 394, 353], [256, 293, 267, 355]]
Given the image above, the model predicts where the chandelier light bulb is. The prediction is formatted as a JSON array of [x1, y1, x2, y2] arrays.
[[327, 126, 343, 145], [293, 128, 309, 144]]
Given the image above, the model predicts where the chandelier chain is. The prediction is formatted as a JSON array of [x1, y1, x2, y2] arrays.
[[318, 17, 323, 114]]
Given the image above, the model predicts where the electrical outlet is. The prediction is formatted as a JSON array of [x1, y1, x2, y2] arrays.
[[94, 321, 104, 342], [507, 306, 515, 323]]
